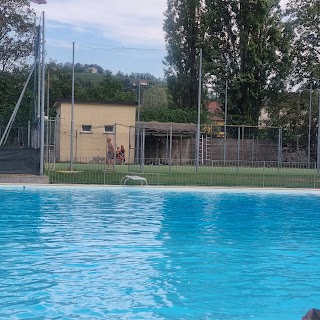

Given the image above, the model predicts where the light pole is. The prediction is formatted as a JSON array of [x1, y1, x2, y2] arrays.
[[70, 41, 75, 171], [317, 80, 320, 173], [136, 79, 149, 166], [308, 82, 312, 167], [136, 81, 141, 165], [223, 77, 228, 165], [39, 11, 45, 175]]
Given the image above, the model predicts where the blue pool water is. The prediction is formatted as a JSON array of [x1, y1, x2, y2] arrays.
[[0, 186, 319, 319]]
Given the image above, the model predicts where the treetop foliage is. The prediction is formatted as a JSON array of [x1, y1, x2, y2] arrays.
[[286, 0, 320, 83], [0, 0, 36, 71]]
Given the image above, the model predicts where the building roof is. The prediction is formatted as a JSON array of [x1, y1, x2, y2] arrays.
[[53, 100, 137, 108], [139, 121, 196, 135], [208, 101, 224, 122], [208, 101, 223, 114]]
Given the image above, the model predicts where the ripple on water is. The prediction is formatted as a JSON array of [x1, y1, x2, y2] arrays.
[[0, 187, 319, 319]]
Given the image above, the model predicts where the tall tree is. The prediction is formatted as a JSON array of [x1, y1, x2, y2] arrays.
[[143, 85, 168, 109], [286, 0, 320, 83], [265, 0, 319, 153], [0, 1, 36, 127], [0, 0, 36, 71], [204, 0, 293, 124], [163, 0, 202, 110]]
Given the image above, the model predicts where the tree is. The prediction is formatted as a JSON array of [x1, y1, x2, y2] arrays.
[[0, 67, 34, 126], [142, 85, 168, 109], [204, 0, 293, 124], [84, 73, 136, 101], [266, 89, 319, 154], [0, 0, 36, 71], [0, 1, 37, 127], [46, 61, 137, 105], [265, 0, 319, 153], [163, 0, 293, 124], [286, 0, 320, 84], [163, 0, 202, 110]]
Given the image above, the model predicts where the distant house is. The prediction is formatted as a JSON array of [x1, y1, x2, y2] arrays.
[[206, 101, 225, 137], [85, 67, 98, 74], [133, 80, 148, 87], [53, 100, 137, 163]]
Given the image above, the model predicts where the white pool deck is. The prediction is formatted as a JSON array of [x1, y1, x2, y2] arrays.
[[0, 174, 49, 184]]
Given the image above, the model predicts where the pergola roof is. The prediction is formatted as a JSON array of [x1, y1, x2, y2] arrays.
[[139, 121, 196, 135]]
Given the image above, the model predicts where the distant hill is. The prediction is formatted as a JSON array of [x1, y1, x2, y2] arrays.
[[75, 72, 104, 83]]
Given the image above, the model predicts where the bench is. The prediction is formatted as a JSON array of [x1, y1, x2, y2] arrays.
[[120, 175, 148, 185]]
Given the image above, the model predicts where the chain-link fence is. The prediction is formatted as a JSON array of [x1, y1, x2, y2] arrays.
[[45, 120, 312, 167], [47, 159, 319, 188], [43, 119, 320, 188]]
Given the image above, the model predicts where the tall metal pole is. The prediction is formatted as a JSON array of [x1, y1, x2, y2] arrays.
[[317, 87, 320, 174], [278, 127, 281, 168], [37, 33, 41, 120], [137, 82, 141, 164], [36, 25, 41, 149], [169, 125, 173, 171], [39, 11, 45, 175], [34, 26, 40, 121], [196, 48, 202, 173], [308, 83, 312, 167], [70, 42, 75, 171], [46, 70, 50, 164], [223, 78, 228, 165]]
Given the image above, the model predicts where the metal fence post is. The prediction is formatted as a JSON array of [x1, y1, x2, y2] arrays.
[[252, 135, 255, 164], [141, 128, 145, 172], [28, 121, 31, 147], [317, 88, 320, 175], [128, 126, 131, 171], [278, 127, 282, 170], [211, 159, 213, 186], [314, 163, 317, 188], [308, 83, 312, 167], [169, 125, 172, 172], [157, 159, 160, 186], [166, 132, 169, 163], [237, 126, 240, 172]]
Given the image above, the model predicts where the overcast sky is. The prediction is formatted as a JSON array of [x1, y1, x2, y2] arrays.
[[31, 0, 288, 78]]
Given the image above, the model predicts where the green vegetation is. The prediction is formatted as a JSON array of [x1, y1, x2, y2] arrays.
[[0, 0, 319, 157], [140, 106, 209, 123], [74, 72, 104, 83], [0, 0, 36, 72], [164, 0, 293, 124], [163, 0, 319, 148], [46, 164, 319, 189]]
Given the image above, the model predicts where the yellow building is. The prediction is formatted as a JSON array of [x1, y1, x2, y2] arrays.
[[53, 100, 136, 163]]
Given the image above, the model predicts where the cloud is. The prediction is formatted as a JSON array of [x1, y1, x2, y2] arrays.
[[31, 0, 289, 48], [31, 0, 166, 48]]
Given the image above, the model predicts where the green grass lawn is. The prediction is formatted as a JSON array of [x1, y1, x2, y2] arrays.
[[45, 163, 320, 188]]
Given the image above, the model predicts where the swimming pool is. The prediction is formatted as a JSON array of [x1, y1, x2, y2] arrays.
[[0, 186, 319, 319]]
